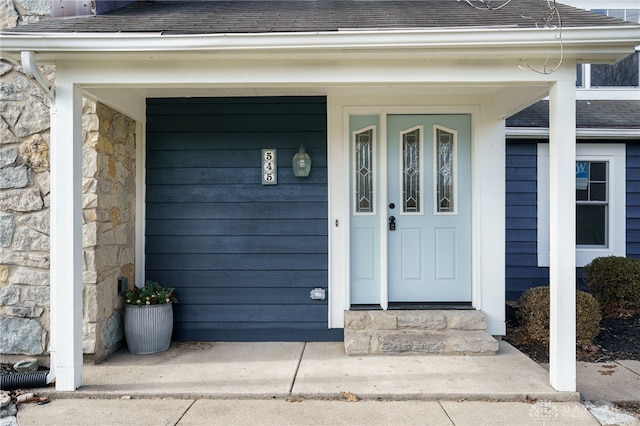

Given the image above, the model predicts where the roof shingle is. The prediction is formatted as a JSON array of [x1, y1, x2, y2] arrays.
[[4, 0, 630, 35], [507, 100, 640, 129]]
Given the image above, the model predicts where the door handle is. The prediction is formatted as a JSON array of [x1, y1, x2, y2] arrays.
[[389, 216, 396, 231]]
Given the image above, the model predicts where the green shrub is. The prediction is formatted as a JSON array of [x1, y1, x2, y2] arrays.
[[518, 286, 601, 348], [124, 280, 177, 306], [583, 256, 640, 316]]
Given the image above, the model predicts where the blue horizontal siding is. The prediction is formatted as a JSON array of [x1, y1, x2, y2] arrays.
[[155, 270, 328, 288], [146, 147, 328, 169], [146, 184, 328, 203], [147, 114, 327, 132], [627, 143, 640, 260], [146, 253, 328, 271], [176, 327, 343, 342], [505, 141, 541, 299], [146, 96, 336, 341], [146, 219, 328, 236], [505, 180, 537, 193], [505, 229, 536, 242], [146, 202, 327, 220], [146, 167, 328, 185], [506, 205, 537, 218], [506, 192, 537, 206], [506, 241, 537, 254], [625, 150, 640, 168], [506, 139, 640, 300], [506, 217, 537, 230], [146, 235, 328, 254]]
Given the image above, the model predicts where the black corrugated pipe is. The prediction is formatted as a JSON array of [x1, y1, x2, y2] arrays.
[[0, 370, 49, 391]]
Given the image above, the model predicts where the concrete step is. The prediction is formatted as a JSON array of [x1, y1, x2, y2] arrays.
[[344, 310, 499, 355]]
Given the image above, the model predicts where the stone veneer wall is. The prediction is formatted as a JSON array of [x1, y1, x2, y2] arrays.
[[0, 0, 137, 362], [0, 0, 54, 358], [82, 100, 136, 361]]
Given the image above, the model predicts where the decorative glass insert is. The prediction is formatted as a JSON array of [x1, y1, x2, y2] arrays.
[[402, 129, 420, 213], [436, 128, 454, 213], [576, 161, 608, 246], [355, 129, 374, 213]]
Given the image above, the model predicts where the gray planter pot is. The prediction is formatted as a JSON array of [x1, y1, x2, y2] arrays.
[[124, 303, 173, 355]]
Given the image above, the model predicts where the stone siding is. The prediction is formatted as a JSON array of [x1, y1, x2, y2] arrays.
[[1, 0, 52, 356], [343, 310, 498, 355], [1, 0, 136, 361], [81, 100, 136, 361]]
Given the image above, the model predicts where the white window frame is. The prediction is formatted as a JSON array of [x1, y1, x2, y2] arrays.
[[537, 143, 626, 267]]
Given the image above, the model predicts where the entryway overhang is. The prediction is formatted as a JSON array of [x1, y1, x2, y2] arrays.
[[1, 23, 637, 394], [1, 25, 638, 62]]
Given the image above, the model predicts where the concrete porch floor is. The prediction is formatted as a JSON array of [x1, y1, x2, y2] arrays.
[[47, 341, 577, 402]]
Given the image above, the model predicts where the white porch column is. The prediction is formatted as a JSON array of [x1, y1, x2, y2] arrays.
[[49, 81, 83, 391], [548, 78, 576, 392]]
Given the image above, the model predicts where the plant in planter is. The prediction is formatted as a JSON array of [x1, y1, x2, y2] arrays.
[[124, 280, 177, 354]]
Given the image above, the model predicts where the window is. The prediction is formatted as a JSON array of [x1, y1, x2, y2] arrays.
[[537, 144, 626, 267], [576, 64, 583, 88], [576, 161, 608, 246], [591, 53, 639, 87], [576, 8, 640, 88]]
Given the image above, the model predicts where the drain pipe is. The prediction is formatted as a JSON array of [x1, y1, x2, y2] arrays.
[[0, 370, 51, 391], [20, 51, 54, 103], [16, 50, 56, 389]]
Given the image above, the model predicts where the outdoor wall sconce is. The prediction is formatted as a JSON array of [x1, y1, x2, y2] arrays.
[[292, 145, 312, 177]]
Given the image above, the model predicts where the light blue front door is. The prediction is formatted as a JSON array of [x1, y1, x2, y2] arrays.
[[387, 115, 471, 302], [350, 114, 472, 304]]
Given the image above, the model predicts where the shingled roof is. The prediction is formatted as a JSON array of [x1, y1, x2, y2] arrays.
[[507, 100, 640, 129], [4, 0, 629, 34]]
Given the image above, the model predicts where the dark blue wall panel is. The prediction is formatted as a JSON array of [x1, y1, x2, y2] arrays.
[[627, 142, 640, 260], [146, 97, 341, 341], [505, 139, 640, 300], [505, 141, 547, 300]]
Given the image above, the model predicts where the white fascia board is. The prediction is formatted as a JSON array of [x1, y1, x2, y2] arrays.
[[559, 0, 638, 10], [506, 127, 640, 139], [576, 89, 640, 101], [1, 26, 638, 60]]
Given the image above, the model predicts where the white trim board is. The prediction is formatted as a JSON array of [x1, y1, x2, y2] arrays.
[[537, 143, 626, 268], [328, 99, 505, 336]]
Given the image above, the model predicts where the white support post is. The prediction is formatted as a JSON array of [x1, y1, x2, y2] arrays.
[[49, 81, 83, 391], [548, 78, 577, 392], [477, 103, 506, 336]]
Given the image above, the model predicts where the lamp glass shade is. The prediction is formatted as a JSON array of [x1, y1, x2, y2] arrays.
[[292, 145, 312, 177]]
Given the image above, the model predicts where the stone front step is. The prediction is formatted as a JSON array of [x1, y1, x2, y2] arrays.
[[344, 310, 499, 355]]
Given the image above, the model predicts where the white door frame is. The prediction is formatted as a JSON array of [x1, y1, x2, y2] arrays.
[[328, 101, 488, 329]]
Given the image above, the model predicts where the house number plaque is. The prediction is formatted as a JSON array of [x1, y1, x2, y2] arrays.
[[262, 149, 277, 185]]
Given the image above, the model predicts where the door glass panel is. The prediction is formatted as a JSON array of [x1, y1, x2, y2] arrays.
[[355, 129, 374, 213], [402, 129, 420, 213], [436, 128, 454, 213]]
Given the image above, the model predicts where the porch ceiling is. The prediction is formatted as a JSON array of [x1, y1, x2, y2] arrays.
[[83, 83, 550, 124], [88, 83, 520, 98]]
